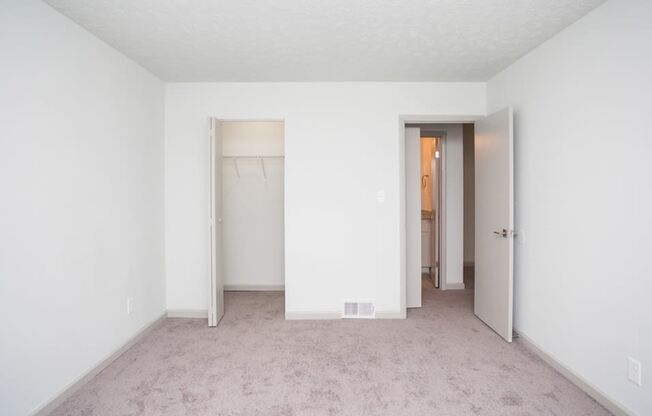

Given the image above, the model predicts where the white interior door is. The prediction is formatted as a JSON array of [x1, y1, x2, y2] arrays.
[[406, 127, 422, 308], [474, 108, 514, 342], [208, 118, 224, 326]]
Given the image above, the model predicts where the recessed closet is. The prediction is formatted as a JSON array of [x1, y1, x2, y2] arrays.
[[208, 120, 285, 325]]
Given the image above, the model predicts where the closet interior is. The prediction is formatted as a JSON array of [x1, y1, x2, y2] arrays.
[[221, 121, 285, 292]]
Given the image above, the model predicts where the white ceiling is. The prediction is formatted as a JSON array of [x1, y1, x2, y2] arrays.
[[44, 0, 605, 82]]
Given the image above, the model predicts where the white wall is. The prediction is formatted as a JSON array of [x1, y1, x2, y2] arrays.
[[222, 121, 284, 156], [441, 125, 465, 288], [487, 0, 651, 414], [405, 128, 421, 307], [463, 124, 475, 265], [222, 121, 285, 289], [165, 83, 485, 316], [0, 2, 165, 415]]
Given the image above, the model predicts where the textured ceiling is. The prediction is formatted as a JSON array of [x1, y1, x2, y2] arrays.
[[44, 0, 605, 81]]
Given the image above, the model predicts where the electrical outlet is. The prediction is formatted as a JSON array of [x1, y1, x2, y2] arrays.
[[126, 298, 134, 315], [628, 357, 642, 386]]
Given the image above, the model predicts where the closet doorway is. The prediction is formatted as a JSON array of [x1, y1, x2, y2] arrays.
[[208, 119, 285, 326]]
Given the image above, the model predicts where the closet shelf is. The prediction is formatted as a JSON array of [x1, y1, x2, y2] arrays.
[[222, 155, 284, 159]]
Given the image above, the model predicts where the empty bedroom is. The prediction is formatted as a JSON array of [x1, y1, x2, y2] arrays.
[[1, 0, 650, 415]]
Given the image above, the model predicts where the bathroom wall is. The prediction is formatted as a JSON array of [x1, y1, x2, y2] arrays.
[[463, 124, 475, 265], [420, 138, 435, 212]]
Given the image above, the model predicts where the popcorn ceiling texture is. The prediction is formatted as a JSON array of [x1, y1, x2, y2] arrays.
[[44, 0, 605, 81], [49, 284, 609, 416]]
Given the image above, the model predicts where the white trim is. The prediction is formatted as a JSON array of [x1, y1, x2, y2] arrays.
[[375, 310, 407, 319], [210, 118, 285, 122], [516, 330, 634, 416], [224, 284, 285, 292], [400, 115, 484, 124], [30, 313, 167, 416], [285, 310, 407, 320], [439, 134, 448, 290], [167, 309, 208, 319], [444, 282, 465, 290], [398, 123, 407, 314], [285, 311, 342, 320]]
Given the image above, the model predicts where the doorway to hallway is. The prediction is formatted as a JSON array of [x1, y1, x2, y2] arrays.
[[401, 110, 514, 342]]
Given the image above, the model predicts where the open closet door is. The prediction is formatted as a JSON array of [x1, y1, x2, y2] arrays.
[[405, 127, 422, 308], [474, 108, 514, 342], [208, 118, 224, 327]]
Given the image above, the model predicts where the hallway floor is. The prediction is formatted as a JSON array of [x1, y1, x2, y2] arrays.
[[51, 285, 609, 415]]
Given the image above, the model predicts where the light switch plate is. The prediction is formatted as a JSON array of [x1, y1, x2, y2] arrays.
[[517, 229, 526, 245], [628, 357, 642, 386], [376, 189, 386, 203]]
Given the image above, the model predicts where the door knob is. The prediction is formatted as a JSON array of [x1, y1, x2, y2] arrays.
[[493, 229, 508, 238]]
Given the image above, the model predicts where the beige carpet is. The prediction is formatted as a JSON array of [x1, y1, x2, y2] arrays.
[[50, 282, 610, 415]]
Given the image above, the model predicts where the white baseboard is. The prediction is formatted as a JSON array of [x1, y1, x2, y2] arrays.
[[286, 310, 406, 320], [516, 330, 633, 416], [169, 306, 402, 321], [224, 284, 285, 292], [285, 311, 342, 320], [375, 310, 406, 319], [444, 282, 465, 290], [30, 312, 167, 416], [167, 309, 207, 319]]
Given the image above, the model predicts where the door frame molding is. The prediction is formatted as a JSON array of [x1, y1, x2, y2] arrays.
[[398, 115, 484, 315]]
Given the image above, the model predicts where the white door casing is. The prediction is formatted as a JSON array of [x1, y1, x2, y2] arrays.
[[406, 127, 422, 308], [208, 118, 225, 327], [473, 108, 514, 342]]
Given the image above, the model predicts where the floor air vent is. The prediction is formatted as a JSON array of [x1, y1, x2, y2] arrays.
[[343, 301, 375, 319]]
